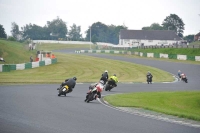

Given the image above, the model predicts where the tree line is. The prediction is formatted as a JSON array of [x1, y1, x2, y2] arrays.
[[0, 14, 196, 44]]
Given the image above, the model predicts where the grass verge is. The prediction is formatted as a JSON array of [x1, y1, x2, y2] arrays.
[[0, 53, 174, 84], [104, 91, 200, 121]]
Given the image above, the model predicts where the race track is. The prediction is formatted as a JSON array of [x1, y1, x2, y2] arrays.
[[0, 49, 200, 133]]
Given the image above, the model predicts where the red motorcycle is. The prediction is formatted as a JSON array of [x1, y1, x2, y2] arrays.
[[85, 81, 104, 103]]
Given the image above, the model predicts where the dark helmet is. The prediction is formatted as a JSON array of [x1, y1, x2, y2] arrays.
[[73, 77, 77, 81], [113, 74, 116, 76]]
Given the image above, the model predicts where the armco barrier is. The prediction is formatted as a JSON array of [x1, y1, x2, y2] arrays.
[[0, 58, 57, 72], [32, 62, 39, 68], [78, 50, 200, 62], [3, 65, 11, 72], [0, 64, 2, 72], [154, 53, 160, 58], [187, 56, 195, 61], [25, 62, 32, 69]]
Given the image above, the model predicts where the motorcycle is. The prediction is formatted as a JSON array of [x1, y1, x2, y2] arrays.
[[58, 85, 70, 96], [105, 80, 116, 91], [147, 75, 153, 84], [182, 77, 188, 83], [180, 74, 188, 83], [85, 82, 104, 103]]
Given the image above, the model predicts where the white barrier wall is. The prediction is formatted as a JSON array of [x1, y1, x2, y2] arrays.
[[127, 51, 132, 55], [80, 50, 85, 53], [177, 55, 187, 60], [195, 56, 200, 61], [0, 64, 2, 72], [114, 51, 120, 54], [16, 64, 25, 70], [96, 50, 101, 53], [140, 52, 143, 57], [88, 50, 92, 53], [32, 62, 39, 68], [135, 52, 139, 55], [45, 59, 52, 65], [160, 53, 168, 59], [105, 50, 110, 53], [147, 53, 154, 58]]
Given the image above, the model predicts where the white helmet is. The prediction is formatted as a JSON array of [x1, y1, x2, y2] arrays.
[[105, 70, 108, 73]]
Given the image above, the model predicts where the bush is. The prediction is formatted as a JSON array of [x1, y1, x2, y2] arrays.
[[7, 36, 16, 41]]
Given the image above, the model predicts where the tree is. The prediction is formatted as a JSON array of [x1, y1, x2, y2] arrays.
[[85, 22, 127, 44], [162, 14, 185, 37], [183, 35, 194, 43], [0, 24, 7, 38], [68, 23, 82, 41], [47, 17, 67, 40], [142, 23, 164, 30], [22, 24, 50, 40], [11, 22, 22, 40]]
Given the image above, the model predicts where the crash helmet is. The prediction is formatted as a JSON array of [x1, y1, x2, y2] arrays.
[[105, 70, 108, 73], [113, 74, 116, 76], [73, 77, 77, 81]]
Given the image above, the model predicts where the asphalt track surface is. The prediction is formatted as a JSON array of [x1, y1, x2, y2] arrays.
[[0, 49, 200, 133]]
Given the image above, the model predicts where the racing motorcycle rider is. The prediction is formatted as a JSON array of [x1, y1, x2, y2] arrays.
[[100, 70, 109, 85], [86, 80, 104, 100], [180, 73, 187, 82], [146, 71, 153, 84], [57, 77, 77, 93], [108, 74, 118, 87]]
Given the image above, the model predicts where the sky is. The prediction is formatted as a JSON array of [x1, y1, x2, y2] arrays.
[[0, 0, 200, 37]]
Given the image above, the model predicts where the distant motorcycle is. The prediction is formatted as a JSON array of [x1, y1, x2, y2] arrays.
[[85, 82, 104, 103], [182, 77, 188, 83], [147, 75, 153, 84], [180, 74, 188, 83], [58, 85, 70, 96]]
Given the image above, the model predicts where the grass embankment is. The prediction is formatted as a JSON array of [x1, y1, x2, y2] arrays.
[[36, 43, 93, 51], [131, 48, 200, 56], [104, 91, 200, 121], [0, 53, 173, 84], [0, 40, 36, 64]]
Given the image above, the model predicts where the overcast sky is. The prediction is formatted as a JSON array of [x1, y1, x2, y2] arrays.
[[0, 0, 200, 37]]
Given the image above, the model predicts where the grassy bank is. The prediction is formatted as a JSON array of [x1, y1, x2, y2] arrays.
[[104, 91, 200, 121], [0, 53, 174, 84]]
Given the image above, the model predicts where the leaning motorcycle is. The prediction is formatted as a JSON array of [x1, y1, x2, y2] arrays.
[[58, 85, 69, 96], [85, 83, 104, 103], [182, 77, 188, 83], [105, 80, 116, 91]]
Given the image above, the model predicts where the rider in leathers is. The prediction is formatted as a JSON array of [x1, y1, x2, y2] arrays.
[[57, 77, 77, 93], [108, 74, 118, 87], [100, 70, 109, 85]]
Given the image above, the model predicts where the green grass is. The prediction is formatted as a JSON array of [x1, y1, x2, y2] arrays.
[[36, 43, 94, 51], [104, 91, 200, 121], [0, 40, 36, 64], [0, 53, 174, 84]]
